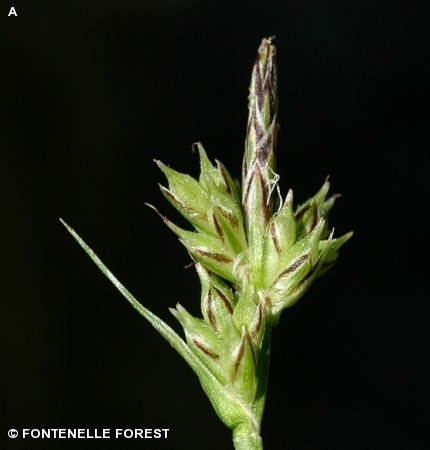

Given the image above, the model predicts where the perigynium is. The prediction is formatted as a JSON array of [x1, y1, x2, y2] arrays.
[[62, 37, 352, 450]]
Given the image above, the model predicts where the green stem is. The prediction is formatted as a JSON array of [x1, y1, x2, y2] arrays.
[[233, 423, 263, 450]]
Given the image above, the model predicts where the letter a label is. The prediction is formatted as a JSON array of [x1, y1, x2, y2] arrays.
[[9, 7, 18, 16]]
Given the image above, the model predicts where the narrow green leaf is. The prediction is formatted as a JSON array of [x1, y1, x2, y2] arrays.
[[60, 219, 258, 432]]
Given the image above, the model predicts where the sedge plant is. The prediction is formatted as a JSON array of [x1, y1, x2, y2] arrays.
[[62, 37, 352, 450]]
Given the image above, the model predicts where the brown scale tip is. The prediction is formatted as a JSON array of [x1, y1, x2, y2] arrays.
[[145, 202, 170, 224]]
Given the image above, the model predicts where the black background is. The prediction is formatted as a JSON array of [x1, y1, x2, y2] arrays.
[[1, 1, 429, 449]]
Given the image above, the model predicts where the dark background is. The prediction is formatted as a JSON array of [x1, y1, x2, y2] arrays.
[[1, 1, 429, 449]]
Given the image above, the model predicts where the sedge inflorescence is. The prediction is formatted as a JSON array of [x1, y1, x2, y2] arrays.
[[148, 37, 352, 444], [63, 37, 351, 450]]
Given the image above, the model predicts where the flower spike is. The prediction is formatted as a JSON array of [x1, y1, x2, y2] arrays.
[[242, 37, 279, 285], [63, 37, 352, 450]]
